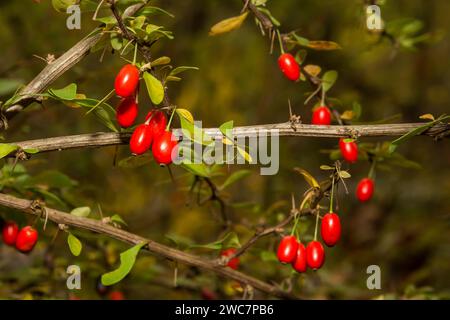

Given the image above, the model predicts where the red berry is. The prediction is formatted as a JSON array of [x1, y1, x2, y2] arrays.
[[278, 53, 300, 81], [109, 291, 125, 300], [291, 242, 307, 273], [130, 124, 153, 155], [277, 235, 298, 264], [220, 248, 240, 270], [145, 110, 167, 137], [306, 241, 325, 270], [15, 226, 38, 253], [152, 131, 178, 165], [114, 64, 140, 98], [321, 213, 341, 247], [312, 106, 332, 125], [356, 178, 375, 202], [2, 221, 19, 246], [116, 97, 138, 128], [339, 138, 358, 163]]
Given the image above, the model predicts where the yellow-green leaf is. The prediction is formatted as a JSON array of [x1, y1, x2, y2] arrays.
[[143, 72, 164, 105], [294, 167, 320, 188], [419, 114, 435, 121], [237, 146, 253, 163], [101, 242, 147, 286], [67, 233, 82, 257], [176, 108, 194, 124], [209, 12, 248, 36], [0, 144, 18, 159], [340, 110, 355, 120]]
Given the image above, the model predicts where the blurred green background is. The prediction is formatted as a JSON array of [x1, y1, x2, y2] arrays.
[[0, 0, 449, 299]]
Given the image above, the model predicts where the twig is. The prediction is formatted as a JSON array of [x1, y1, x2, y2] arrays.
[[0, 192, 297, 300]]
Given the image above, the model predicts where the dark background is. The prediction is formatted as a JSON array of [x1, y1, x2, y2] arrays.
[[0, 0, 449, 299]]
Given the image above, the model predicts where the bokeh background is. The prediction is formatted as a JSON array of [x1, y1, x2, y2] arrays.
[[0, 0, 449, 299]]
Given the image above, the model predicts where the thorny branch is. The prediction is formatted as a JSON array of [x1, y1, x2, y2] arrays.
[[0, 192, 297, 300]]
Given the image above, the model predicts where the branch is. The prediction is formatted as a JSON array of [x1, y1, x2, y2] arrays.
[[7, 122, 449, 157], [1, 1, 149, 129], [0, 192, 296, 300]]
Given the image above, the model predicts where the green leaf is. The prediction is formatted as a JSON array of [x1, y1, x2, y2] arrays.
[[143, 72, 164, 105], [176, 108, 194, 124], [138, 6, 175, 18], [67, 233, 82, 256], [320, 165, 334, 170], [151, 56, 171, 67], [49, 83, 78, 101], [291, 33, 310, 46], [101, 242, 147, 286], [0, 78, 23, 96], [75, 98, 118, 132], [52, 0, 77, 13], [170, 66, 199, 76], [23, 148, 39, 154], [111, 214, 128, 226], [95, 15, 117, 25], [322, 70, 338, 93], [110, 33, 123, 51], [0, 144, 18, 159], [219, 120, 234, 137], [352, 101, 362, 120], [70, 206, 91, 218], [180, 163, 210, 178], [389, 115, 450, 153], [220, 170, 251, 190], [339, 170, 351, 179]]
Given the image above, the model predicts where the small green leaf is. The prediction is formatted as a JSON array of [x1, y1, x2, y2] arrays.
[[101, 242, 147, 286], [176, 108, 194, 124], [322, 70, 338, 93], [151, 56, 171, 66], [67, 233, 82, 257], [220, 170, 251, 190], [339, 170, 351, 179], [143, 72, 164, 105], [0, 144, 18, 159], [24, 148, 39, 154], [70, 206, 91, 218], [219, 120, 234, 137], [180, 163, 210, 178], [110, 33, 123, 51], [170, 66, 199, 76], [320, 165, 334, 170], [49, 83, 78, 101], [111, 214, 128, 226]]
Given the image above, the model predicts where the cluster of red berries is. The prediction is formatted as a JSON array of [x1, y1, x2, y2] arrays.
[[2, 221, 38, 253], [277, 212, 341, 272], [114, 64, 178, 165]]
